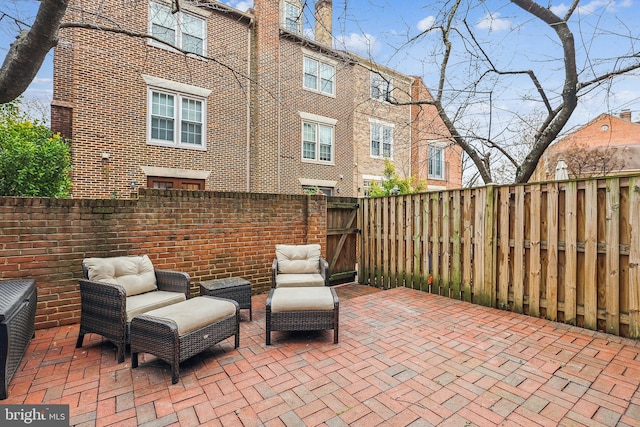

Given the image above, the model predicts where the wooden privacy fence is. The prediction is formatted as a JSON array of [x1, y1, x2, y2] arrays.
[[358, 175, 640, 339]]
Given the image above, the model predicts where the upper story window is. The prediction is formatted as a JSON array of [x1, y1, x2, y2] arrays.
[[370, 120, 393, 159], [429, 144, 446, 180], [300, 112, 336, 165], [303, 54, 335, 96], [370, 72, 392, 102], [143, 75, 211, 150], [284, 1, 302, 34], [149, 1, 206, 56]]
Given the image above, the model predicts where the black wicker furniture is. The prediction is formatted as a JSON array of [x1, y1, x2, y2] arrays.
[[130, 296, 240, 384], [76, 256, 190, 363], [265, 286, 339, 345], [200, 277, 252, 320], [0, 279, 37, 400], [272, 244, 329, 288]]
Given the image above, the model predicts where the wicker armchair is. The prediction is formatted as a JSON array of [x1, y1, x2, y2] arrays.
[[271, 244, 329, 288], [75, 255, 189, 363]]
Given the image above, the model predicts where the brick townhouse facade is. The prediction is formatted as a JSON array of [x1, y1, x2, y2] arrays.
[[52, 0, 462, 198], [531, 110, 640, 181]]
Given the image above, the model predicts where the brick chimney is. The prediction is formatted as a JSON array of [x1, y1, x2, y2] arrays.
[[315, 0, 332, 47], [620, 109, 632, 121]]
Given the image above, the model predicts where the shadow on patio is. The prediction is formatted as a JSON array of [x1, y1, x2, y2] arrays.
[[5, 284, 640, 426]]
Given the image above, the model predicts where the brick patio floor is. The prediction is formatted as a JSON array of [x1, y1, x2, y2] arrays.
[[4, 284, 640, 426]]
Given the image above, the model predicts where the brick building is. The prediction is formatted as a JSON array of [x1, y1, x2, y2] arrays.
[[52, 0, 462, 198], [531, 110, 640, 181]]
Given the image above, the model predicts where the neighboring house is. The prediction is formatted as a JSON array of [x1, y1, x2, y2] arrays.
[[52, 0, 462, 198], [531, 110, 640, 182]]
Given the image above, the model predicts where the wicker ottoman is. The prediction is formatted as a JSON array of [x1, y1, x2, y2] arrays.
[[265, 287, 339, 345], [200, 277, 252, 320], [130, 296, 239, 384]]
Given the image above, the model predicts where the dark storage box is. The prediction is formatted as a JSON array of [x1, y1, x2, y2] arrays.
[[0, 279, 36, 400]]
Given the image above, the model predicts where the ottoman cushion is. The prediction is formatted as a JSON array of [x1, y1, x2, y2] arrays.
[[270, 287, 335, 312], [143, 297, 236, 335]]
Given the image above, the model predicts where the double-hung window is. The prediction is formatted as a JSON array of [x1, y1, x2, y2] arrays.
[[284, 2, 302, 34], [300, 112, 336, 164], [428, 144, 446, 179], [370, 120, 393, 158], [303, 54, 335, 96], [149, 2, 206, 55], [144, 75, 210, 150], [370, 72, 392, 102]]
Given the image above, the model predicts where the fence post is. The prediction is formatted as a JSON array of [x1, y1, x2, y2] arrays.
[[474, 184, 497, 307]]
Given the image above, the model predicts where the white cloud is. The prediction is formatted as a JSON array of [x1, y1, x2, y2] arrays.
[[550, 4, 569, 15], [334, 32, 380, 57], [417, 16, 436, 32], [476, 13, 511, 32]]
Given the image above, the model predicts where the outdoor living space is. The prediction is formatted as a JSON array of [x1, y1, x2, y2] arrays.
[[5, 284, 640, 427]]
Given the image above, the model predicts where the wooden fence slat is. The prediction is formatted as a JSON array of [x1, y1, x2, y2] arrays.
[[462, 189, 473, 302], [546, 182, 559, 321], [473, 188, 487, 304], [498, 186, 510, 308], [529, 184, 541, 317], [584, 180, 598, 330], [389, 197, 397, 289], [452, 191, 462, 299], [565, 182, 578, 325], [405, 196, 413, 288], [629, 177, 640, 337], [413, 196, 422, 290], [442, 192, 451, 297], [396, 196, 404, 288], [513, 186, 525, 313], [422, 194, 430, 292], [605, 178, 620, 335], [431, 193, 441, 294]]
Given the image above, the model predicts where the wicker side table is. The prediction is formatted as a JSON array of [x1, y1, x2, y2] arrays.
[[200, 277, 252, 320]]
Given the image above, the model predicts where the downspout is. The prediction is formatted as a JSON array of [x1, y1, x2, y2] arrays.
[[278, 43, 282, 193], [246, 19, 253, 192]]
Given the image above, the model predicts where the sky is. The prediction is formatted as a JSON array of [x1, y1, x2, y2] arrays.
[[1, 0, 639, 131]]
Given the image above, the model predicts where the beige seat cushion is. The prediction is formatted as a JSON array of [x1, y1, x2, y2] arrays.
[[84, 255, 157, 296], [126, 291, 186, 323], [270, 287, 335, 312], [275, 273, 325, 288], [142, 297, 237, 335], [275, 244, 321, 274]]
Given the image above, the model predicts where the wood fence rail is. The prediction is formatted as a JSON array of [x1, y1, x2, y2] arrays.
[[358, 176, 640, 339]]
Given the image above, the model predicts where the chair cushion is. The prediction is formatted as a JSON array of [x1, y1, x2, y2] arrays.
[[84, 255, 157, 297], [275, 244, 321, 274], [275, 273, 325, 287], [142, 297, 237, 335], [270, 287, 335, 312], [126, 290, 186, 323]]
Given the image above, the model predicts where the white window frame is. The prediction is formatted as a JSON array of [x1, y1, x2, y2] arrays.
[[302, 50, 336, 97], [148, 1, 207, 56], [369, 119, 394, 159], [428, 143, 446, 180], [143, 75, 210, 150], [283, 1, 302, 34], [299, 112, 337, 165], [370, 72, 392, 102]]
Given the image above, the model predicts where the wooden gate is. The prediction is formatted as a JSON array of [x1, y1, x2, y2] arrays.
[[326, 197, 359, 285]]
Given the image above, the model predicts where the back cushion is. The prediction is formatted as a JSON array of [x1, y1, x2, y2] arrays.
[[276, 244, 321, 274], [83, 255, 157, 296]]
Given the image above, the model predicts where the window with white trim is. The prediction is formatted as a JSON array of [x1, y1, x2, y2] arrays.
[[370, 121, 393, 158], [428, 145, 446, 179], [303, 56, 335, 96], [149, 2, 206, 55], [370, 72, 392, 101], [284, 2, 302, 34], [148, 88, 205, 149]]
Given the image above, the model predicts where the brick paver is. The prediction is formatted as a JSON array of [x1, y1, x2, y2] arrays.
[[4, 285, 640, 426]]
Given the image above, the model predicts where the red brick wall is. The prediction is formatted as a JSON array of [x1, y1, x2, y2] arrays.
[[0, 189, 327, 330], [53, 0, 251, 198]]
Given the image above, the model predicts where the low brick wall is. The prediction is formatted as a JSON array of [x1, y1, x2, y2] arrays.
[[0, 189, 327, 330]]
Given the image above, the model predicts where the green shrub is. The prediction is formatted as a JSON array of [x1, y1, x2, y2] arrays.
[[0, 100, 71, 197], [367, 159, 426, 197]]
